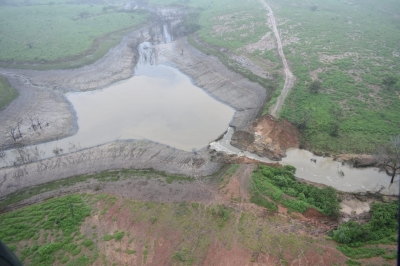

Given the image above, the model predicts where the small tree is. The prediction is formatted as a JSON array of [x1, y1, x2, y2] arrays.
[[374, 135, 400, 184], [382, 76, 398, 90], [295, 109, 313, 132], [329, 106, 344, 137], [309, 80, 322, 94], [6, 124, 19, 142], [16, 118, 23, 138]]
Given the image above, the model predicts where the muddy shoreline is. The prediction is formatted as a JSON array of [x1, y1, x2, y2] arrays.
[[0, 19, 267, 197]]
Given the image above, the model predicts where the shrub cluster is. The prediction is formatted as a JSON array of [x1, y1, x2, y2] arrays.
[[333, 201, 398, 244], [251, 165, 340, 218]]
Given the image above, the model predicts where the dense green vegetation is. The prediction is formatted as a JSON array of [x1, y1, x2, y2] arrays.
[[0, 195, 93, 265], [267, 0, 400, 153], [330, 200, 398, 262], [0, 76, 18, 110], [0, 2, 148, 68], [251, 165, 340, 218]]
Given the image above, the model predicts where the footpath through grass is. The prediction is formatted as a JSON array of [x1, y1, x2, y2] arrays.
[[0, 2, 149, 68], [0, 76, 18, 110]]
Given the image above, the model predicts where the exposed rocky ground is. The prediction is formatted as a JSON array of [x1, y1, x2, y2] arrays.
[[334, 153, 378, 168], [230, 115, 300, 160]]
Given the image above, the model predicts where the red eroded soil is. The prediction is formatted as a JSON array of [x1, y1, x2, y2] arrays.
[[230, 115, 300, 160], [253, 115, 300, 151]]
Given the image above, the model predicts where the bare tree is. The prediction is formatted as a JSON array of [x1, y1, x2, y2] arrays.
[[374, 135, 400, 184], [13, 146, 43, 166], [6, 123, 19, 142], [28, 115, 37, 131], [34, 116, 43, 129], [16, 118, 23, 138]]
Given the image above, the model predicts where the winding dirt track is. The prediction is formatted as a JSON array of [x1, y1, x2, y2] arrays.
[[260, 0, 295, 118]]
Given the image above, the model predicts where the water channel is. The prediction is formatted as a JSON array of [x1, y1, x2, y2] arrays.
[[210, 127, 399, 195]]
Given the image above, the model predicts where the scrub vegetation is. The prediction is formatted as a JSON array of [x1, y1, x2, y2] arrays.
[[0, 1, 149, 68], [266, 0, 400, 154], [330, 200, 398, 262], [0, 194, 94, 266], [0, 192, 343, 265], [251, 165, 340, 218], [0, 76, 18, 110]]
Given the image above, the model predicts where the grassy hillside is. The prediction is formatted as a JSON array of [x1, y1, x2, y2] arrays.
[[0, 76, 18, 110], [0, 3, 148, 68], [267, 0, 400, 154], [0, 193, 346, 265]]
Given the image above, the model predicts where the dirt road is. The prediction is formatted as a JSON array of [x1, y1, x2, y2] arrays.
[[260, 0, 295, 118]]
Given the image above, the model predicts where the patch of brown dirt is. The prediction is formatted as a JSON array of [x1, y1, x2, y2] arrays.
[[289, 244, 347, 266], [334, 153, 378, 167], [231, 115, 300, 160], [202, 241, 279, 266], [244, 32, 276, 53]]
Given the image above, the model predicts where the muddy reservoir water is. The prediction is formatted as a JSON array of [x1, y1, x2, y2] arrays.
[[67, 63, 234, 151], [0, 60, 234, 167]]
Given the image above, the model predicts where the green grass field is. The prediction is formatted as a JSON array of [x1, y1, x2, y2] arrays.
[[0, 76, 18, 110], [266, 0, 400, 154], [0, 2, 148, 68]]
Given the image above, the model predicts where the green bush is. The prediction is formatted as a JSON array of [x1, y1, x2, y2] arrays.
[[252, 165, 340, 218], [333, 201, 398, 244], [82, 239, 93, 247], [250, 193, 278, 213], [337, 245, 386, 259], [114, 231, 124, 241], [345, 259, 362, 266], [282, 199, 308, 213]]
